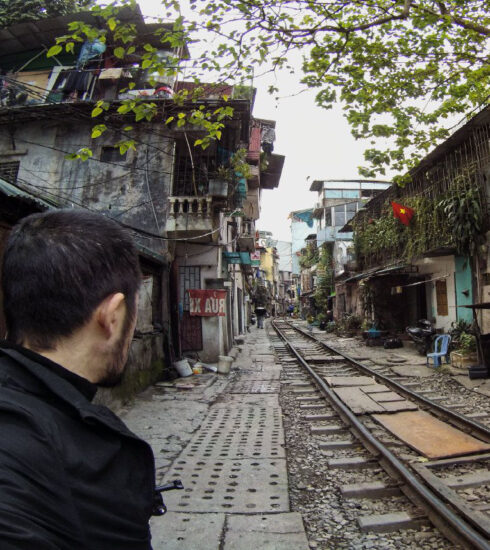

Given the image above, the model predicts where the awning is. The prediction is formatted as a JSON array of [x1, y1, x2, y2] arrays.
[[374, 264, 409, 276], [223, 251, 251, 265], [136, 243, 167, 265], [260, 154, 285, 189], [343, 268, 379, 283], [0, 177, 55, 210], [343, 264, 413, 283]]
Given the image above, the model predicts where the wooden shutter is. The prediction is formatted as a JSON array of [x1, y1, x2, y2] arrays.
[[436, 279, 448, 316]]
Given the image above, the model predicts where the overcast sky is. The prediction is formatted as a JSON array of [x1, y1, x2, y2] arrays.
[[251, 72, 383, 242]]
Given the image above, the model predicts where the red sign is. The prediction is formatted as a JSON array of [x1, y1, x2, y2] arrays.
[[188, 289, 227, 317]]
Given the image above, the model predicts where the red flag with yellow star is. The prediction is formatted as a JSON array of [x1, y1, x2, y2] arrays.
[[391, 202, 414, 226]]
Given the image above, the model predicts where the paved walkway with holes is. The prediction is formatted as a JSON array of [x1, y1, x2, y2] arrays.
[[127, 325, 309, 550]]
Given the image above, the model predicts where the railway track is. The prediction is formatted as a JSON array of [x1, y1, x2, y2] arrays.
[[271, 319, 490, 549]]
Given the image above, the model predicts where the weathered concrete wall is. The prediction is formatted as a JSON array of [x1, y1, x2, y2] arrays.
[[0, 116, 174, 259], [414, 255, 456, 332], [291, 218, 313, 275], [0, 115, 174, 406], [96, 333, 165, 410], [174, 243, 228, 362]]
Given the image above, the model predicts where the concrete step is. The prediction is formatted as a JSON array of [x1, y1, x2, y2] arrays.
[[358, 512, 429, 533], [327, 457, 379, 470], [299, 403, 325, 410], [296, 395, 322, 402], [341, 481, 402, 499], [304, 413, 337, 422], [318, 439, 356, 450], [311, 424, 346, 435]]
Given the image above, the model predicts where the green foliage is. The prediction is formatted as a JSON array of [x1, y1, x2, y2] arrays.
[[354, 166, 484, 265], [336, 313, 362, 335], [64, 147, 92, 161], [144, 0, 490, 176], [436, 169, 484, 255], [314, 244, 334, 313], [456, 332, 477, 354], [0, 0, 92, 28], [214, 148, 251, 182], [299, 241, 319, 270], [41, 1, 490, 173]]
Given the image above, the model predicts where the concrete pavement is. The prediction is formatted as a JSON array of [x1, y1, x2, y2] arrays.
[[122, 325, 309, 550]]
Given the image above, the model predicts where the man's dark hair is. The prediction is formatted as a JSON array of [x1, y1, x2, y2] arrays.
[[2, 209, 141, 351]]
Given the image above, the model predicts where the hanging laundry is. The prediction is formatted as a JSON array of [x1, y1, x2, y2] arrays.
[[77, 40, 106, 67], [99, 68, 123, 80], [63, 70, 92, 93]]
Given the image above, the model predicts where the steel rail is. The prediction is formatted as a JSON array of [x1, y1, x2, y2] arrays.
[[272, 320, 490, 550], [288, 322, 490, 443]]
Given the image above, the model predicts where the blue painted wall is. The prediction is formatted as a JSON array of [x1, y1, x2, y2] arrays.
[[454, 255, 473, 323]]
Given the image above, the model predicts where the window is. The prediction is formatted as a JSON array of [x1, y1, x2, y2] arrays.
[[328, 202, 361, 227], [346, 202, 358, 223], [324, 209, 332, 226], [100, 146, 127, 163], [325, 189, 342, 198], [436, 279, 448, 316], [325, 189, 359, 199], [0, 161, 20, 184], [334, 205, 345, 227]]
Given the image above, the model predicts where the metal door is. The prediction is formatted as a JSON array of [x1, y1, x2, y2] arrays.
[[179, 266, 203, 351]]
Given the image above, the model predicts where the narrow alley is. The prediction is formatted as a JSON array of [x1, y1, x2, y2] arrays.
[[122, 324, 310, 550]]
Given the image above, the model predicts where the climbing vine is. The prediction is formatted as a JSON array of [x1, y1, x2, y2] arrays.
[[299, 241, 319, 270], [436, 171, 484, 256], [314, 244, 333, 313], [354, 164, 485, 266]]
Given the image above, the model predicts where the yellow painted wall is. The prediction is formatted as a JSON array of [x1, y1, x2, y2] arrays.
[[260, 247, 275, 282]]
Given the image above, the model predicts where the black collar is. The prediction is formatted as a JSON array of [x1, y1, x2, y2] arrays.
[[0, 341, 97, 401]]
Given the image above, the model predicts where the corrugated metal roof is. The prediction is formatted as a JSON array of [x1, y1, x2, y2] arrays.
[[0, 177, 55, 210]]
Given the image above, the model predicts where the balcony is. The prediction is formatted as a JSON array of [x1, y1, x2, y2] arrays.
[[165, 196, 215, 241], [317, 226, 353, 244], [238, 220, 256, 252]]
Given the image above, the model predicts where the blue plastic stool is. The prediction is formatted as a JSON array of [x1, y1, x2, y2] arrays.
[[426, 334, 451, 367]]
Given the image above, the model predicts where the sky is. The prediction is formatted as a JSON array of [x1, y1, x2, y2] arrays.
[[251, 73, 380, 241], [137, 1, 394, 242]]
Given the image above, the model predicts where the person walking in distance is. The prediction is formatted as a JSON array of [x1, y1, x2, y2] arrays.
[[0, 210, 158, 549], [255, 305, 267, 329]]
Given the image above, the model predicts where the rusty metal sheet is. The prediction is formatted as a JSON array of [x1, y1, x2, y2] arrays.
[[333, 387, 386, 414], [373, 410, 490, 459], [325, 376, 375, 387]]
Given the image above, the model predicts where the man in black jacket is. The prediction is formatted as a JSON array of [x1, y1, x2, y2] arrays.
[[0, 210, 157, 549]]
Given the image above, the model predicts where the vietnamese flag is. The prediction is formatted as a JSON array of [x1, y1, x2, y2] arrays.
[[391, 202, 414, 226]]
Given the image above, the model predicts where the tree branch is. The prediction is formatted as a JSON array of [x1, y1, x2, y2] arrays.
[[430, 1, 490, 36]]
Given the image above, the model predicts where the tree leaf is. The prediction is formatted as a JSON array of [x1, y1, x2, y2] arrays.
[[114, 47, 125, 59], [46, 45, 62, 58]]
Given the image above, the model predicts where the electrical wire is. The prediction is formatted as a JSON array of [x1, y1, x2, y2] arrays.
[[1, 74, 240, 161], [12, 174, 244, 245]]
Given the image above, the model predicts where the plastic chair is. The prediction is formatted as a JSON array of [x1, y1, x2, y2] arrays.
[[426, 334, 451, 367]]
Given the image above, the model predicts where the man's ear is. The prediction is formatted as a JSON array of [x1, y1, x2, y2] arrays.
[[95, 293, 126, 339]]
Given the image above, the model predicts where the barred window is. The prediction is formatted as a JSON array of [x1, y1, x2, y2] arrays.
[[0, 161, 20, 184]]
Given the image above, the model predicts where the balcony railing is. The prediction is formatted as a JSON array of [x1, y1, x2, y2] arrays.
[[165, 196, 214, 239]]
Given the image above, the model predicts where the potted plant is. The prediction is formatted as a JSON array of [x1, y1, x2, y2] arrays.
[[450, 331, 478, 369]]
